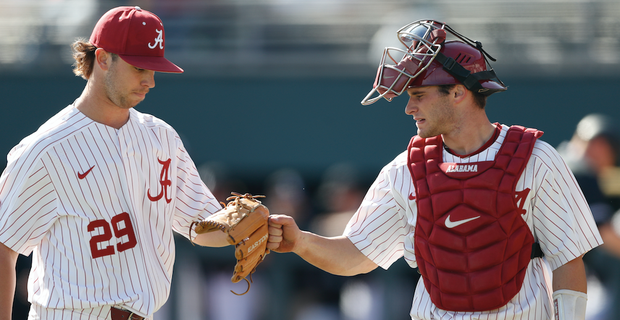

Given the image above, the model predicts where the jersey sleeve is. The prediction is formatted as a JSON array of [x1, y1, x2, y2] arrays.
[[528, 140, 603, 271], [0, 154, 59, 256], [344, 152, 414, 270], [171, 140, 222, 240]]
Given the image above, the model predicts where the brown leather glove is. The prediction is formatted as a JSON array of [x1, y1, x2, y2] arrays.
[[190, 192, 270, 295]]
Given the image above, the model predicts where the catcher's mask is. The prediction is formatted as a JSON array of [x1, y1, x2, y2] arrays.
[[361, 20, 507, 105]]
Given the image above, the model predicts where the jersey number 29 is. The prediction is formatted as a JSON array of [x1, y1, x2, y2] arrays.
[[87, 212, 138, 258]]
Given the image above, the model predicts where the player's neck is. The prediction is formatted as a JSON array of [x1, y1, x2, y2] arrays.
[[442, 119, 496, 156], [75, 82, 131, 130]]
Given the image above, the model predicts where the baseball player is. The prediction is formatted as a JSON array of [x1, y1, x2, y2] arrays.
[[0, 6, 231, 320], [268, 20, 602, 320]]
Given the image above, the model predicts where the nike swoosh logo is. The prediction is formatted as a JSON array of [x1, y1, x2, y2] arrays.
[[78, 165, 95, 179], [445, 215, 480, 228], [409, 193, 416, 201]]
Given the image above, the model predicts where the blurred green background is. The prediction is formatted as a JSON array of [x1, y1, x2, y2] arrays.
[[2, 0, 620, 319]]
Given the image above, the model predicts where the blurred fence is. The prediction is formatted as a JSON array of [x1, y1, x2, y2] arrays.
[[1, 0, 620, 77]]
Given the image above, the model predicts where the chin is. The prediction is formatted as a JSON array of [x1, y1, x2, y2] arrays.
[[418, 130, 440, 139], [124, 99, 143, 109]]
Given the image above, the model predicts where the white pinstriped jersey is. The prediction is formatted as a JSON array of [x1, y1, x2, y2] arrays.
[[0, 105, 222, 318], [344, 124, 602, 320]]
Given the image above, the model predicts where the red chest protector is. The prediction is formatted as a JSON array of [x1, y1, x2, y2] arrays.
[[407, 125, 543, 312]]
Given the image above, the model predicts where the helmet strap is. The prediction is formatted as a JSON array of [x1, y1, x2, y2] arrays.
[[444, 25, 497, 62], [434, 52, 506, 95]]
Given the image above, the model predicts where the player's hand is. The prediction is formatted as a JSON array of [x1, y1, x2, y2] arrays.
[[267, 214, 301, 253]]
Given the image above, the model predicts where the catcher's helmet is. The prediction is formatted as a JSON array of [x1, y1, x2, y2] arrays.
[[361, 20, 507, 105]]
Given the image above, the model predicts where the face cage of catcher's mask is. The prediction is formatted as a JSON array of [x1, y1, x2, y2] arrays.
[[360, 20, 447, 106]]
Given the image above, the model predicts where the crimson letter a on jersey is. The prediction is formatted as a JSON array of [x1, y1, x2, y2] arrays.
[[515, 188, 531, 217], [148, 158, 172, 203]]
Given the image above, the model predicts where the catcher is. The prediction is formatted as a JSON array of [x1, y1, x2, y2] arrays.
[[190, 192, 271, 295]]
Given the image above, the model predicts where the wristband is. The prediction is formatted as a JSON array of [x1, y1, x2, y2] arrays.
[[552, 289, 587, 320]]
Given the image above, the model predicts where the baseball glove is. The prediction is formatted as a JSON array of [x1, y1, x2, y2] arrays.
[[190, 192, 270, 295]]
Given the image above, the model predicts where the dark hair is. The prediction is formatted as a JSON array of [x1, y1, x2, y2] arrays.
[[71, 40, 118, 80], [71, 39, 97, 79], [437, 84, 487, 109]]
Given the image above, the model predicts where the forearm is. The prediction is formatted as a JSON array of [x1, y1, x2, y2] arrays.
[[552, 255, 587, 320], [552, 255, 586, 293], [0, 242, 18, 320], [293, 232, 377, 276]]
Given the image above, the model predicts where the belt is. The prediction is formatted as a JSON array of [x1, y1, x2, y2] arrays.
[[110, 307, 145, 320]]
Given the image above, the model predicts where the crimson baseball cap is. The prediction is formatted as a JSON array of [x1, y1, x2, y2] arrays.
[[89, 6, 183, 73]]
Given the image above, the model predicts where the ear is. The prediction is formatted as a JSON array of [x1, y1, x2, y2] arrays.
[[452, 84, 468, 103], [95, 48, 111, 71]]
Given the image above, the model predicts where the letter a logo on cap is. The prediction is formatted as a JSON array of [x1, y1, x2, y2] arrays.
[[148, 29, 164, 50], [89, 6, 183, 73]]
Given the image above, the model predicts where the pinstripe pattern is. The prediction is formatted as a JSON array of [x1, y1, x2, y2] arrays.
[[28, 304, 112, 320], [0, 105, 221, 318], [344, 124, 602, 320]]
